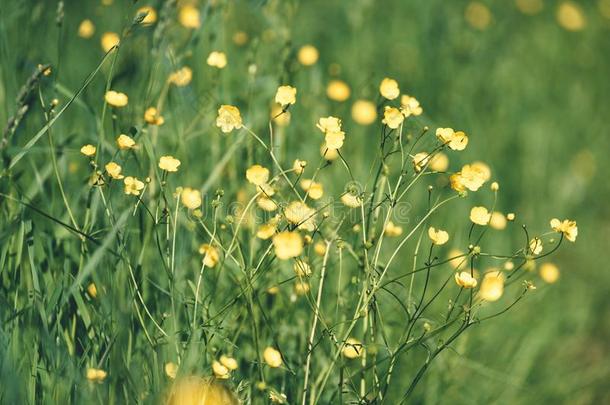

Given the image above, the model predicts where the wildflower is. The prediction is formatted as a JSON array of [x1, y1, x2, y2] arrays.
[[550, 218, 578, 242], [169, 67, 193, 86], [263, 347, 283, 368], [384, 221, 403, 237], [86, 368, 107, 383], [314, 242, 327, 256], [507, 213, 516, 221], [529, 238, 543, 255], [489, 212, 507, 230], [206, 51, 227, 69], [269, 390, 288, 404], [104, 90, 128, 107], [471, 161, 491, 181], [300, 179, 324, 200], [181, 187, 202, 210], [275, 85, 297, 106], [272, 231, 303, 260], [490, 181, 499, 191], [164, 362, 178, 379], [379, 78, 400, 100], [297, 45, 319, 66], [325, 130, 345, 149], [246, 164, 270, 186], [144, 107, 164, 125], [166, 377, 239, 405], [156, 157, 180, 174], [293, 159, 307, 175], [257, 197, 278, 212], [448, 248, 466, 269], [479, 271, 505, 301], [451, 164, 488, 192], [87, 283, 98, 298], [412, 152, 431, 172], [326, 80, 351, 101], [341, 192, 362, 208], [381, 106, 404, 129], [294, 281, 310, 295], [294, 260, 312, 277], [342, 338, 363, 359], [470, 206, 491, 225], [80, 144, 96, 156], [320, 144, 339, 161], [101, 32, 119, 52], [454, 271, 478, 288], [271, 105, 291, 126], [317, 116, 342, 133], [117, 134, 136, 150], [351, 100, 377, 125], [199, 244, 220, 268], [216, 105, 243, 133], [178, 4, 201, 29], [465, 2, 492, 30], [78, 19, 95, 38], [436, 128, 468, 151], [516, 0, 543, 15], [123, 177, 145, 196], [401, 95, 423, 117], [137, 6, 157, 24], [540, 263, 560, 283], [428, 227, 449, 245], [256, 220, 277, 240], [220, 355, 238, 371], [105, 162, 124, 179], [557, 2, 586, 31], [429, 152, 449, 172], [284, 201, 316, 231], [212, 361, 230, 379]]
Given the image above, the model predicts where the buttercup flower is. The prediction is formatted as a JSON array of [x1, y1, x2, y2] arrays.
[[326, 80, 351, 101], [341, 192, 362, 208], [436, 128, 468, 151], [178, 4, 201, 29], [246, 164, 270, 186], [168, 67, 192, 86], [124, 177, 145, 196], [80, 144, 96, 156], [159, 156, 181, 172], [294, 281, 310, 295], [285, 201, 316, 232], [412, 152, 431, 172], [297, 45, 319, 65], [351, 100, 377, 125], [300, 179, 324, 200], [86, 368, 107, 383], [506, 213, 516, 221], [470, 206, 491, 225], [198, 244, 220, 268], [78, 19, 95, 38], [164, 362, 178, 379], [451, 163, 489, 192], [316, 116, 342, 133], [105, 162, 124, 179], [294, 260, 312, 277], [101, 32, 119, 52], [382, 106, 404, 129], [216, 105, 243, 133], [529, 238, 543, 255], [87, 283, 98, 298], [256, 219, 277, 239], [293, 159, 307, 175], [540, 262, 560, 283], [320, 143, 339, 161], [325, 130, 345, 149], [557, 1, 586, 31], [137, 6, 157, 24], [207, 51, 227, 69], [550, 218, 578, 242], [212, 361, 230, 379], [429, 152, 449, 172], [401, 94, 423, 117], [342, 338, 363, 359], [272, 231, 303, 259], [220, 355, 238, 371], [379, 78, 400, 100], [384, 221, 403, 237], [455, 271, 478, 288], [428, 227, 449, 245], [489, 212, 507, 230], [448, 248, 466, 269], [180, 187, 202, 210], [144, 107, 164, 125], [117, 134, 136, 150], [257, 196, 278, 212], [104, 90, 128, 107], [263, 347, 283, 368], [479, 271, 505, 301], [275, 85, 297, 106]]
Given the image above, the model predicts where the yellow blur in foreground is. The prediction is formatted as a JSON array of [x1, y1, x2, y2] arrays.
[[166, 377, 238, 405]]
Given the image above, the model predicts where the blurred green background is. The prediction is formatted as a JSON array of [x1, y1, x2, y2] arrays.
[[1, 0, 609, 403]]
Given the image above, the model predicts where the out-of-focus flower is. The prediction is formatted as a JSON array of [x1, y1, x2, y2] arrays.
[[137, 6, 157, 25], [539, 263, 560, 283], [246, 164, 270, 186], [101, 32, 119, 52], [470, 206, 491, 225], [212, 361, 230, 379], [207, 51, 227, 69], [86, 368, 107, 383], [166, 376, 239, 405], [78, 19, 95, 38], [298, 45, 319, 66], [272, 231, 303, 259], [285, 201, 316, 232], [180, 187, 202, 210], [401, 95, 423, 117], [169, 67, 193, 86], [105, 162, 124, 179], [80, 144, 96, 156], [489, 212, 507, 230], [165, 362, 178, 379], [144, 107, 164, 125], [198, 244, 220, 268], [104, 90, 128, 107], [479, 271, 505, 301], [117, 134, 136, 150], [384, 221, 403, 237], [455, 271, 478, 288], [326, 80, 351, 101], [178, 5, 201, 29], [382, 106, 404, 129], [263, 347, 283, 368], [557, 2, 586, 31], [465, 2, 492, 30], [379, 78, 400, 100], [351, 100, 377, 125]]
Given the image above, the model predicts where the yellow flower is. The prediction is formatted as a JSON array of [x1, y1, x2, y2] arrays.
[[428, 227, 449, 245], [465, 2, 492, 30], [220, 355, 238, 371], [86, 368, 107, 383], [320, 143, 339, 161], [78, 19, 95, 38], [275, 85, 297, 106], [207, 51, 227, 69], [285, 201, 316, 232], [451, 163, 489, 192], [325, 130, 345, 149], [169, 67, 193, 86], [263, 347, 283, 368], [116, 134, 136, 150], [351, 100, 377, 125], [379, 78, 400, 100], [300, 179, 324, 200], [87, 283, 98, 298], [479, 271, 505, 301], [246, 164, 270, 186], [80, 144, 96, 156], [159, 156, 181, 172], [326, 80, 351, 101], [454, 271, 478, 288], [144, 107, 164, 125], [297, 45, 319, 66], [101, 32, 119, 52], [198, 244, 220, 268], [401, 94, 423, 117], [341, 192, 362, 208], [105, 162, 124, 179], [137, 6, 157, 24], [293, 159, 307, 175], [429, 152, 449, 172], [104, 90, 128, 107], [216, 105, 243, 133], [317, 116, 342, 133], [181, 187, 202, 210], [257, 196, 278, 212], [384, 221, 403, 237], [256, 220, 277, 240], [382, 106, 404, 129], [490, 181, 499, 191], [294, 280, 310, 295], [232, 31, 249, 46], [506, 213, 516, 221], [294, 260, 312, 277], [271, 105, 291, 126], [470, 161, 491, 181], [178, 4, 201, 29], [435, 128, 468, 151], [557, 1, 586, 31], [550, 218, 578, 242], [489, 212, 507, 230], [470, 206, 491, 225], [539, 263, 560, 283], [448, 248, 466, 269], [342, 338, 363, 359], [272, 231, 303, 260], [515, 0, 543, 15], [212, 361, 230, 379], [165, 362, 178, 379], [529, 238, 543, 255], [412, 152, 431, 172], [167, 377, 239, 405], [124, 176, 145, 196]]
